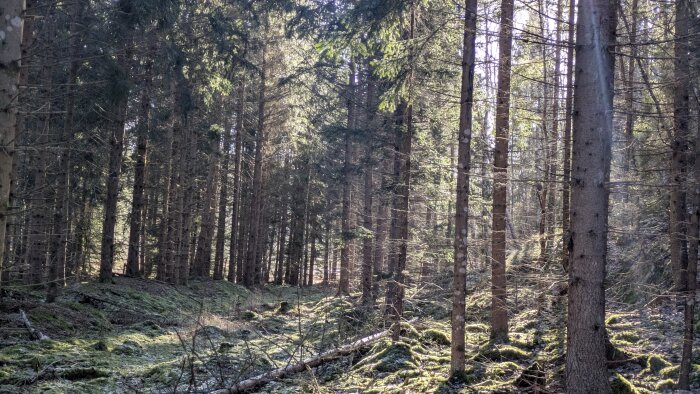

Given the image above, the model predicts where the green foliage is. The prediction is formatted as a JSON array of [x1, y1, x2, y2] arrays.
[[610, 372, 639, 394]]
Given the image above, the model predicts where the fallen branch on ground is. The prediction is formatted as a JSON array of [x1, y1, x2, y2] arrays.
[[19, 309, 49, 341], [210, 329, 389, 394]]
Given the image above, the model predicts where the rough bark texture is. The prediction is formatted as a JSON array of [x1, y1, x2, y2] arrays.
[[214, 104, 233, 280], [670, 0, 691, 293], [490, 0, 514, 341], [0, 0, 23, 290], [679, 97, 699, 390], [561, 0, 576, 272], [450, 0, 477, 374], [565, 0, 617, 391], [125, 55, 153, 278]]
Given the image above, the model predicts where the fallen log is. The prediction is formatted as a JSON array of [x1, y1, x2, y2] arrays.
[[19, 309, 49, 341], [210, 329, 389, 394]]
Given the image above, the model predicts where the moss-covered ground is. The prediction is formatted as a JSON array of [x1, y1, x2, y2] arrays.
[[1, 275, 699, 393]]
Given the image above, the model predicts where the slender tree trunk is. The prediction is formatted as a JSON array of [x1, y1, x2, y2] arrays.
[[670, 0, 691, 293], [490, 0, 515, 341], [157, 80, 177, 281], [47, 0, 83, 301], [99, 33, 133, 283], [193, 129, 221, 278], [214, 103, 233, 280], [565, 0, 617, 391], [228, 78, 245, 282], [338, 60, 356, 296], [387, 10, 415, 341], [125, 53, 153, 278], [561, 0, 576, 272], [245, 50, 267, 287], [361, 163, 373, 304], [450, 0, 477, 374], [308, 230, 316, 286]]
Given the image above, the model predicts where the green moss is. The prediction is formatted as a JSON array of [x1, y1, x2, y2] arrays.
[[113, 340, 142, 355], [606, 314, 623, 326], [480, 344, 531, 361], [654, 379, 675, 391], [421, 329, 450, 346], [93, 339, 109, 351], [374, 343, 418, 372], [485, 361, 520, 379], [659, 365, 679, 379], [465, 323, 488, 333], [610, 372, 638, 394], [647, 354, 671, 374], [241, 310, 258, 320], [449, 369, 475, 384], [612, 331, 641, 344]]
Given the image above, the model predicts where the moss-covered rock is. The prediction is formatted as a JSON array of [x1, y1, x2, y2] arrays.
[[647, 354, 671, 374], [374, 343, 418, 372], [610, 372, 638, 394], [612, 331, 641, 344], [654, 378, 675, 391], [93, 339, 109, 351]]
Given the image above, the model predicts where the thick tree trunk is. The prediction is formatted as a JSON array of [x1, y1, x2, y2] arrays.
[[490, 0, 515, 341], [450, 0, 477, 374], [157, 80, 177, 281], [677, 0, 696, 388], [0, 0, 23, 289], [565, 0, 617, 391]]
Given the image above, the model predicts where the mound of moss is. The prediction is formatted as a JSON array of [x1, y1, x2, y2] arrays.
[[421, 329, 450, 346], [610, 372, 639, 394], [479, 344, 531, 361]]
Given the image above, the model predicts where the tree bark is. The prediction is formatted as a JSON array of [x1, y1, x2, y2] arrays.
[[228, 78, 245, 282], [451, 0, 477, 374], [338, 60, 356, 296], [0, 0, 23, 291], [670, 0, 691, 293], [565, 0, 617, 391], [214, 102, 234, 280], [561, 0, 575, 272], [490, 0, 515, 341], [125, 53, 153, 278]]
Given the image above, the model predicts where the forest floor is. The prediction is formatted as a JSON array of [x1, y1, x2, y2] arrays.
[[0, 272, 698, 393]]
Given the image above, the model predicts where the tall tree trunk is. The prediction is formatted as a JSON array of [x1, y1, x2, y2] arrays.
[[679, 99, 699, 390], [157, 80, 178, 281], [565, 0, 617, 391], [373, 159, 389, 299], [387, 10, 415, 341], [0, 0, 23, 289], [214, 103, 233, 280], [48, 0, 84, 301], [490, 0, 515, 341], [193, 129, 221, 278], [99, 31, 133, 283], [228, 78, 245, 282], [245, 50, 267, 287], [561, 0, 576, 272], [338, 60, 356, 296], [125, 53, 153, 278], [670, 0, 691, 293], [450, 0, 477, 374]]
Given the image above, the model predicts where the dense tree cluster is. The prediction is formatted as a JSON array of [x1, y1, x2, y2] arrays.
[[0, 0, 699, 391]]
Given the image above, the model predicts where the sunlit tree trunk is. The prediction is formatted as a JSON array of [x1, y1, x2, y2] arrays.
[[561, 0, 576, 272], [565, 0, 617, 391], [450, 0, 477, 374], [228, 78, 245, 282], [490, 0, 515, 341], [338, 60, 356, 296]]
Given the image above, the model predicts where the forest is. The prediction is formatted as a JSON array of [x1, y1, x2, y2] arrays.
[[0, 0, 699, 392]]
